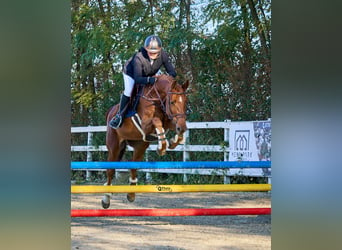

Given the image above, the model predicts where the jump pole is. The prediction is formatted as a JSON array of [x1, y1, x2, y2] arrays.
[[71, 208, 271, 217], [71, 161, 271, 169], [71, 184, 271, 193]]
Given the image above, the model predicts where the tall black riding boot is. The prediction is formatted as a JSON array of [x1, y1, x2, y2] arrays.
[[109, 94, 130, 129]]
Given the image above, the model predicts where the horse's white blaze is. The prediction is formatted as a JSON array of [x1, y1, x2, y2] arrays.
[[178, 96, 183, 103]]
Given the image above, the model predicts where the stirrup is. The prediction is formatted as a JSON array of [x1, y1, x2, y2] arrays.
[[109, 114, 122, 129]]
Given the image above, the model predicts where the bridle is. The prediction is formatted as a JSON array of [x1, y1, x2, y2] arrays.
[[141, 79, 187, 121], [165, 90, 187, 121]]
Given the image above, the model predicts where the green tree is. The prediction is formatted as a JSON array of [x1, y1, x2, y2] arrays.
[[71, 0, 271, 126]]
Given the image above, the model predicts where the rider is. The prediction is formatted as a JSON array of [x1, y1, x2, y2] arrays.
[[109, 35, 177, 129]]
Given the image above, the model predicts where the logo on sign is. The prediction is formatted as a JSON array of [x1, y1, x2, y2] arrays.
[[234, 130, 250, 151]]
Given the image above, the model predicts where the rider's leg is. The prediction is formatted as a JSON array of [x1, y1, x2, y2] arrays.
[[109, 73, 134, 129], [131, 85, 143, 113], [109, 94, 130, 129]]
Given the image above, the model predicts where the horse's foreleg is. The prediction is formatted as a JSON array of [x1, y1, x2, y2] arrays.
[[168, 133, 185, 149], [156, 127, 169, 155], [152, 118, 169, 156], [127, 169, 137, 202]]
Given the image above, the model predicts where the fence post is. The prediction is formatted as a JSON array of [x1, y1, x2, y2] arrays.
[[224, 120, 230, 184], [145, 151, 152, 183], [183, 130, 190, 183], [86, 129, 93, 181], [183, 130, 190, 162], [223, 123, 230, 161]]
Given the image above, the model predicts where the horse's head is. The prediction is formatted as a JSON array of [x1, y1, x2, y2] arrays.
[[152, 75, 189, 134], [165, 78, 189, 135]]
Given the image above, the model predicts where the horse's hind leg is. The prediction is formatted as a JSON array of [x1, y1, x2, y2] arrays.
[[126, 141, 149, 202], [127, 169, 138, 202], [102, 168, 114, 209], [102, 131, 126, 208]]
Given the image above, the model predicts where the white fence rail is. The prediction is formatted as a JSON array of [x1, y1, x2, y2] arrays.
[[71, 121, 271, 183]]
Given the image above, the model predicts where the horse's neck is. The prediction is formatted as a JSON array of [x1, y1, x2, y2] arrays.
[[145, 82, 170, 100], [137, 84, 168, 120]]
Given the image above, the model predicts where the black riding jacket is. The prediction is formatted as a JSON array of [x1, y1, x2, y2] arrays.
[[123, 47, 177, 85]]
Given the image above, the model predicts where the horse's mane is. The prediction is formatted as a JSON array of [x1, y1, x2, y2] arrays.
[[157, 74, 176, 84], [157, 74, 174, 82], [156, 74, 179, 90]]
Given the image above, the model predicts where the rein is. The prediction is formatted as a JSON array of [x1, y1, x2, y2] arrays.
[[141, 78, 187, 120]]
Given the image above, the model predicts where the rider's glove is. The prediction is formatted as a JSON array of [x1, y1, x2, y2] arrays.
[[147, 77, 156, 84]]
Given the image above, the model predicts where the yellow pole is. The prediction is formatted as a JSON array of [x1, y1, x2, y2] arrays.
[[71, 184, 271, 193]]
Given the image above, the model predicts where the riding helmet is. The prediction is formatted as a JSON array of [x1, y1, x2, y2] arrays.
[[144, 35, 162, 53]]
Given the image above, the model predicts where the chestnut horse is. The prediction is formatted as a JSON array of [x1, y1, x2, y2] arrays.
[[102, 74, 189, 208]]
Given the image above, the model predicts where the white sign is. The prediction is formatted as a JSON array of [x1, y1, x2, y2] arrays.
[[229, 122, 257, 161], [228, 120, 271, 177]]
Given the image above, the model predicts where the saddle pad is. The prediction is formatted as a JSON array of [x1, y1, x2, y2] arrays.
[[125, 109, 137, 118]]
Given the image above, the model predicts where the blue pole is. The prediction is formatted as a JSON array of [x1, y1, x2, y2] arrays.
[[71, 161, 271, 170]]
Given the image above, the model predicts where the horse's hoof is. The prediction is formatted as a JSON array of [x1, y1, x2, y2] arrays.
[[101, 199, 110, 209], [157, 149, 166, 156], [127, 193, 135, 202]]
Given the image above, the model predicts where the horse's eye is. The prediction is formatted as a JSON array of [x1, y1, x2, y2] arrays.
[[170, 101, 176, 105]]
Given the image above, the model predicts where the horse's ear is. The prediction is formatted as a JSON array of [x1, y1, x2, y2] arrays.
[[182, 80, 190, 91]]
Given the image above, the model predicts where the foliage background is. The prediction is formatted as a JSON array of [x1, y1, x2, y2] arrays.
[[71, 0, 271, 126]]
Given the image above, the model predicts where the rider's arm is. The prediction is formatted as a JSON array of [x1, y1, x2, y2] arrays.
[[161, 50, 177, 78], [132, 57, 155, 85]]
